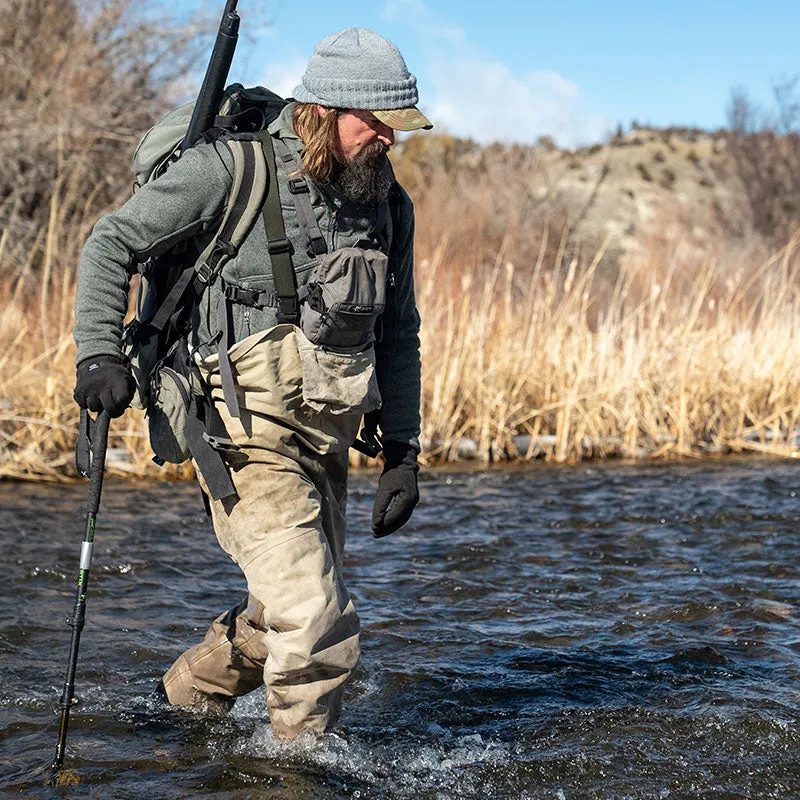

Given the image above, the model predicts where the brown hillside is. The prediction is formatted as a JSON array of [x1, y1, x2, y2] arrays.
[[392, 127, 752, 261]]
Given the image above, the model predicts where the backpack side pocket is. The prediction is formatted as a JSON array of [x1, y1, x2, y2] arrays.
[[148, 365, 193, 463]]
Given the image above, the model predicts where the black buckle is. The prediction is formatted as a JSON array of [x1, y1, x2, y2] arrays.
[[195, 261, 212, 285], [121, 318, 140, 344], [224, 285, 263, 308], [213, 238, 237, 258], [288, 177, 309, 194], [352, 429, 383, 459], [268, 237, 291, 257], [276, 295, 298, 322], [307, 237, 328, 257]]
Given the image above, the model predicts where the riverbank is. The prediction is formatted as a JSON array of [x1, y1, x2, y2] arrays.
[[4, 0, 800, 481], [3, 231, 800, 481]]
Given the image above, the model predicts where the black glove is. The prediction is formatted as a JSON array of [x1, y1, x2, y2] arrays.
[[371, 441, 420, 538], [73, 354, 135, 418]]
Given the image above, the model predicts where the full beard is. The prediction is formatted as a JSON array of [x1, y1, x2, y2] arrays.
[[334, 142, 394, 206]]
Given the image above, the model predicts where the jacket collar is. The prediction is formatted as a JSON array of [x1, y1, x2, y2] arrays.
[[268, 101, 300, 141]]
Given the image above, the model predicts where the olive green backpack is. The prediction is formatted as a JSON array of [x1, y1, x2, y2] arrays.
[[122, 85, 286, 500]]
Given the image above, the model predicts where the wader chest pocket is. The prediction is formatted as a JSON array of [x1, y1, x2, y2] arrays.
[[296, 332, 381, 416]]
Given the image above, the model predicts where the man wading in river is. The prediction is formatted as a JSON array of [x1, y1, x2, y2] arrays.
[[72, 28, 431, 738]]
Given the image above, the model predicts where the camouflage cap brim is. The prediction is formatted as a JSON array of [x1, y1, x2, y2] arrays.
[[373, 107, 433, 131]]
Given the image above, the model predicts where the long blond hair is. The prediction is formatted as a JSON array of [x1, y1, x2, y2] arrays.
[[291, 103, 339, 182]]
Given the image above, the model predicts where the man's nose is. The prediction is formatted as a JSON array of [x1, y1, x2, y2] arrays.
[[376, 123, 395, 147]]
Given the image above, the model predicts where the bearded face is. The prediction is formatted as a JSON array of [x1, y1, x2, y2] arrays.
[[334, 141, 394, 206]]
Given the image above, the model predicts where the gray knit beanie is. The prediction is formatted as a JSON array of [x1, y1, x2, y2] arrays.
[[293, 28, 419, 111]]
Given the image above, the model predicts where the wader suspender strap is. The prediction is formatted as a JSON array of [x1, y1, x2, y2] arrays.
[[273, 139, 328, 259], [256, 132, 299, 325]]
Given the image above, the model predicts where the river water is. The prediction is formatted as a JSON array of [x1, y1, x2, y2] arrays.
[[0, 459, 798, 799]]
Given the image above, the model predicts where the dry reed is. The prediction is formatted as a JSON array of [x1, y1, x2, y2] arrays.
[[3, 207, 800, 479], [416, 228, 800, 463]]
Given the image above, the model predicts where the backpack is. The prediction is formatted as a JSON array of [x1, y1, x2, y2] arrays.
[[123, 85, 392, 496], [123, 84, 288, 501]]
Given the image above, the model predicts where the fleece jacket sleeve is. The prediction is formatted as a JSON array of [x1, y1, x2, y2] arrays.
[[73, 141, 234, 364], [374, 184, 422, 448]]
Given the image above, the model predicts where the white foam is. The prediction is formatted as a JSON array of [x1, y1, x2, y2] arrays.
[[228, 726, 511, 797]]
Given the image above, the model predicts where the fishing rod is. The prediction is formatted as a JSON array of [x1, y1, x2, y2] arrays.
[[181, 0, 240, 153], [51, 409, 110, 784]]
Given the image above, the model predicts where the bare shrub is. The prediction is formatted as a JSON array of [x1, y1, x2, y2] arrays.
[[0, 0, 204, 282], [635, 162, 653, 182], [727, 78, 800, 243], [391, 133, 574, 294]]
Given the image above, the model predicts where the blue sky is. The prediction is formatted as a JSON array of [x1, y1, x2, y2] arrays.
[[185, 0, 800, 146]]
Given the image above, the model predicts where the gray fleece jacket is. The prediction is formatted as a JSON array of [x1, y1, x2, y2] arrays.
[[73, 104, 421, 445]]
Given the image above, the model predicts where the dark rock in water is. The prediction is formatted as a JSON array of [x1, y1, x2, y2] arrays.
[[664, 644, 729, 666]]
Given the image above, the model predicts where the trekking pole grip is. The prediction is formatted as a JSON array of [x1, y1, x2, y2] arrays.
[[86, 411, 110, 515]]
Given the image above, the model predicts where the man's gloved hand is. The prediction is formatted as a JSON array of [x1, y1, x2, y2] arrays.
[[73, 355, 135, 418], [371, 441, 420, 538]]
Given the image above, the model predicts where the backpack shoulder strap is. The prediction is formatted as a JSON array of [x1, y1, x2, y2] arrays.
[[148, 137, 268, 335], [194, 136, 268, 291], [255, 131, 299, 324], [213, 135, 274, 418]]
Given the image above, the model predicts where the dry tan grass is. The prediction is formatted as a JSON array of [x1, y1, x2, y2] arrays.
[[415, 225, 800, 464], [3, 207, 800, 479], [0, 0, 201, 480], [0, 255, 193, 481]]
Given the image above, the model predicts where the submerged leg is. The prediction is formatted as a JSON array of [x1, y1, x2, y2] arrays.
[[207, 446, 359, 738], [161, 594, 268, 713]]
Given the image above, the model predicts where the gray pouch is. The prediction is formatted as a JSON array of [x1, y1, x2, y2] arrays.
[[299, 246, 388, 350], [147, 365, 196, 464]]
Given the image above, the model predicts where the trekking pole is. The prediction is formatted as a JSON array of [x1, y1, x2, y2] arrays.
[[51, 409, 111, 778]]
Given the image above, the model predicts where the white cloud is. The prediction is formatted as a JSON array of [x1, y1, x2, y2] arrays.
[[260, 56, 306, 100], [425, 57, 609, 147], [382, 0, 466, 44], [383, 0, 608, 146], [383, 0, 429, 23]]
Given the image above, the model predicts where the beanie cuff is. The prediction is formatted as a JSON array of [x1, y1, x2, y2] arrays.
[[293, 75, 419, 110]]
